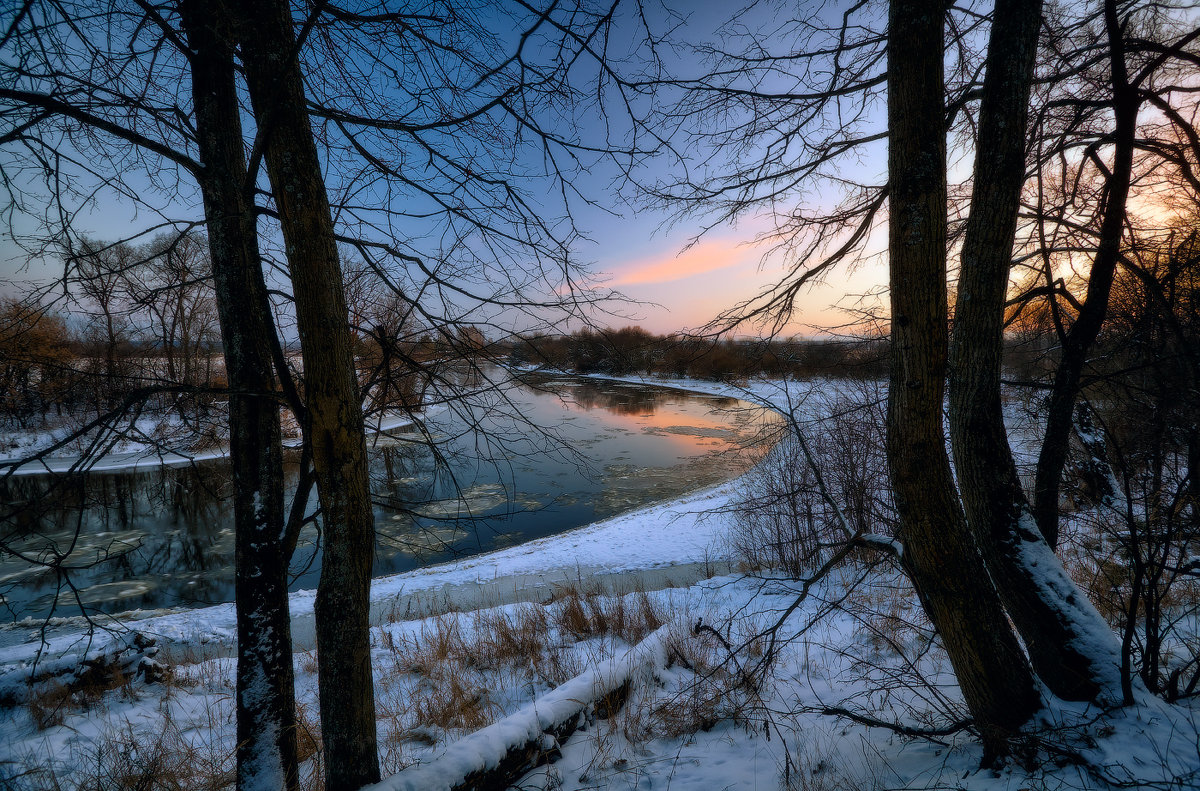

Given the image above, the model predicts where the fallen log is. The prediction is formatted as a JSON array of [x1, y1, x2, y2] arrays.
[[0, 631, 164, 706], [363, 624, 671, 791]]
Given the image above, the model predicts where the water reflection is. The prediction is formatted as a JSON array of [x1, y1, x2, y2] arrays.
[[0, 466, 237, 616], [0, 375, 775, 619]]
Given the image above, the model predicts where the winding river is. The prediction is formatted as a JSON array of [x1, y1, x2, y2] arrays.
[[0, 373, 776, 620]]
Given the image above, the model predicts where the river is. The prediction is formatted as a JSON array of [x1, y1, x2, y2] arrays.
[[0, 373, 776, 620]]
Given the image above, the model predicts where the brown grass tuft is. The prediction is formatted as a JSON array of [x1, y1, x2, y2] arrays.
[[551, 588, 666, 645]]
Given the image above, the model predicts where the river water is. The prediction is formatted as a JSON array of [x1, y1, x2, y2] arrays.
[[0, 374, 775, 620]]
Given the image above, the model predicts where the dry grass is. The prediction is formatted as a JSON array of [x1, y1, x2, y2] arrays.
[[630, 625, 753, 741], [9, 653, 331, 791], [367, 587, 674, 776], [467, 606, 549, 669], [294, 700, 322, 767], [294, 701, 325, 791], [373, 610, 517, 757], [25, 680, 72, 731], [67, 712, 228, 791], [298, 648, 319, 676], [550, 587, 665, 645], [781, 747, 875, 791], [24, 658, 137, 731], [9, 589, 740, 790], [411, 674, 497, 732], [566, 616, 761, 784]]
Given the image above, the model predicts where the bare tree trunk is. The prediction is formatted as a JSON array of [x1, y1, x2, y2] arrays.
[[886, 0, 1040, 758], [180, 2, 298, 789], [1032, 0, 1138, 550], [948, 0, 1126, 705], [233, 2, 381, 788]]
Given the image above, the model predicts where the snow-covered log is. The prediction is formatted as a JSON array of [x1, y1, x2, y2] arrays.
[[0, 631, 163, 704], [363, 625, 671, 791]]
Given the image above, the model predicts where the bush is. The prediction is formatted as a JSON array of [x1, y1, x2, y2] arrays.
[[731, 384, 894, 575]]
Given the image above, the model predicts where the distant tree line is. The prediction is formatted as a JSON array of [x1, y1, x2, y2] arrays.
[[0, 234, 222, 430], [508, 326, 890, 381], [0, 298, 76, 427]]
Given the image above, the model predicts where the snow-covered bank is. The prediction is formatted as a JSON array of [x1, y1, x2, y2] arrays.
[[0, 409, 432, 476], [0, 467, 744, 665], [9, 570, 1197, 791]]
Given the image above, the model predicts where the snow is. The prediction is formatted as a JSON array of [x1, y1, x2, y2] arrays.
[[1, 373, 1197, 791], [0, 408, 434, 476], [364, 626, 671, 791], [1012, 509, 1133, 705]]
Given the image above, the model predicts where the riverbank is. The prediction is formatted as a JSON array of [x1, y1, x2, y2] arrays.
[[0, 373, 788, 661], [0, 470, 744, 663], [0, 372, 875, 666], [1, 373, 773, 621], [0, 409, 432, 477]]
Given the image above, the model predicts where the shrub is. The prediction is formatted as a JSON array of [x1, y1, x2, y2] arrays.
[[731, 384, 894, 575]]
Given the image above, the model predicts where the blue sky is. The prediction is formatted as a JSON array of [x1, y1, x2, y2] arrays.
[[0, 0, 890, 337]]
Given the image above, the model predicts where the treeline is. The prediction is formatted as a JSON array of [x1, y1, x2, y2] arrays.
[[508, 326, 889, 380], [0, 298, 83, 427]]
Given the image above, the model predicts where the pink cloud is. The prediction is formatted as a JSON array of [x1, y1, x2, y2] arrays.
[[604, 237, 755, 288]]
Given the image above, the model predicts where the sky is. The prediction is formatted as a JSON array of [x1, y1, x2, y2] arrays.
[[0, 180, 889, 339], [0, 0, 891, 339], [581, 223, 888, 336], [548, 0, 893, 337]]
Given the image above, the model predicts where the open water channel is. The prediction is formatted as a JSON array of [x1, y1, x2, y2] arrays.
[[0, 373, 776, 620]]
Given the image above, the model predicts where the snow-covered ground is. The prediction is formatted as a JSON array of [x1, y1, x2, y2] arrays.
[[1, 373, 1197, 790], [0, 408, 429, 476], [0, 410, 226, 475]]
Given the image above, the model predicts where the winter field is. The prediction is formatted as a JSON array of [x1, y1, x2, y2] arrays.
[[1, 375, 1197, 790]]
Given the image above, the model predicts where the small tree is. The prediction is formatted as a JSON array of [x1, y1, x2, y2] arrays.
[[65, 239, 139, 413], [133, 233, 221, 404]]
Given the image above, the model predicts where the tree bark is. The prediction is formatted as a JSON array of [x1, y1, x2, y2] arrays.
[[948, 0, 1126, 705], [180, 2, 298, 788], [886, 0, 1040, 758], [233, 2, 381, 788]]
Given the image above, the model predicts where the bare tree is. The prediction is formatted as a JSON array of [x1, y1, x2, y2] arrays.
[[226, 1, 382, 784], [885, 0, 1040, 755], [1019, 3, 1200, 550], [178, 2, 303, 786], [65, 239, 139, 413], [1091, 225, 1200, 699], [632, 0, 1200, 757], [946, 0, 1200, 706], [949, 0, 1128, 705], [133, 233, 221, 405], [2, 2, 302, 786], [5, 1, 662, 788], [226, 2, 659, 784]]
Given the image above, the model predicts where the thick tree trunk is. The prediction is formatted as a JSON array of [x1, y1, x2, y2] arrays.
[[948, 0, 1126, 705], [233, 2, 381, 788], [180, 3, 298, 789], [886, 0, 1040, 758], [1032, 0, 1138, 550]]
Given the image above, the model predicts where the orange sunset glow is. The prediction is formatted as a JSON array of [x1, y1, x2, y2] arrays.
[[596, 229, 890, 336], [604, 236, 757, 288]]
